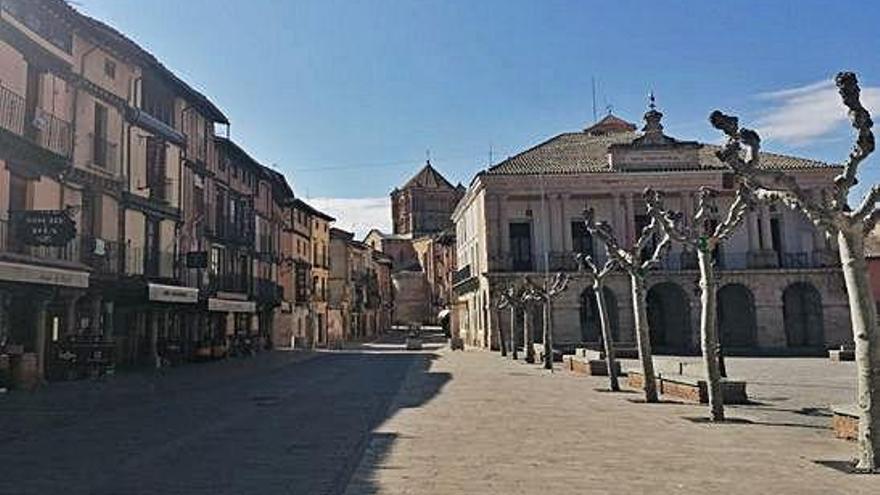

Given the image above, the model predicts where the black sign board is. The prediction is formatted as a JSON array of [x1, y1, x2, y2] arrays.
[[11, 210, 76, 247], [186, 251, 209, 269]]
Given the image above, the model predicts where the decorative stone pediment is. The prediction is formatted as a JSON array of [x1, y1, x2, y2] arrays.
[[607, 96, 702, 171]]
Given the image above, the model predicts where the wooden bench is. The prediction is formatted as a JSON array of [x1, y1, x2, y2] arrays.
[[831, 404, 858, 441], [626, 370, 748, 404], [563, 355, 621, 376]]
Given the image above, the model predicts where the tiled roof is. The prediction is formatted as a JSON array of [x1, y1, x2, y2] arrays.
[[485, 130, 833, 176], [402, 162, 457, 190]]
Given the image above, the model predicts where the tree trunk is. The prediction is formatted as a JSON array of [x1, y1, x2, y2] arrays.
[[630, 274, 658, 403], [838, 229, 880, 471], [698, 249, 725, 421], [509, 307, 518, 360], [595, 281, 620, 392], [496, 308, 507, 357], [543, 301, 553, 370], [524, 307, 535, 363]]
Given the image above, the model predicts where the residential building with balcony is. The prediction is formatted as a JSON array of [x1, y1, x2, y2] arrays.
[[452, 108, 851, 354], [308, 204, 334, 346]]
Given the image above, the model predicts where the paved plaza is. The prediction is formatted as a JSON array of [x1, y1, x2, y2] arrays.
[[346, 346, 875, 494], [1, 334, 876, 494]]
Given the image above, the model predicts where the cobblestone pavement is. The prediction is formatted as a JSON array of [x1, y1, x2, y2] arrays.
[[0, 337, 437, 495], [345, 348, 876, 495]]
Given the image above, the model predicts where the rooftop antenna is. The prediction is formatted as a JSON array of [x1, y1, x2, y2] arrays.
[[591, 77, 598, 124], [425, 148, 431, 165], [606, 104, 614, 116], [488, 143, 494, 168]]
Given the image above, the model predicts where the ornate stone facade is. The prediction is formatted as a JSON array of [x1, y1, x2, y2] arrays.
[[453, 108, 848, 354]]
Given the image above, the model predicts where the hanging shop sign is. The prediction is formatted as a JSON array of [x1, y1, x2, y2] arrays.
[[11, 209, 76, 246], [208, 298, 256, 313], [148, 283, 199, 303]]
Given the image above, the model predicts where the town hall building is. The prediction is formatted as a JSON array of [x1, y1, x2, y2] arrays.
[[452, 105, 850, 354]]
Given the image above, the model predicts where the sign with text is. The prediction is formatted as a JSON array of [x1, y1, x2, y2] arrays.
[[11, 210, 76, 246]]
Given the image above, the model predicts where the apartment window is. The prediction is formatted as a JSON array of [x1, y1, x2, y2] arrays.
[[193, 175, 205, 217], [571, 221, 593, 259], [509, 222, 532, 271], [144, 218, 160, 277], [93, 103, 109, 168], [104, 59, 116, 79], [146, 137, 167, 200]]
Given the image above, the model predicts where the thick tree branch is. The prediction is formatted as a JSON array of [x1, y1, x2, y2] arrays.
[[866, 206, 880, 234], [834, 72, 876, 204], [584, 208, 635, 271], [714, 186, 751, 241], [644, 189, 694, 246], [640, 228, 671, 271], [710, 110, 834, 227], [855, 184, 880, 220]]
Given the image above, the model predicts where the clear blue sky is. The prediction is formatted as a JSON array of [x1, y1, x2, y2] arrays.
[[76, 0, 879, 212]]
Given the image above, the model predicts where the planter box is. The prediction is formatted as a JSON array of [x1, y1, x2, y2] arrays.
[[564, 355, 621, 376], [831, 404, 858, 441], [626, 370, 749, 404]]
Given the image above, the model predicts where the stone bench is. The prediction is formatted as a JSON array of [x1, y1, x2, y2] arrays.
[[828, 345, 855, 362], [563, 355, 621, 376], [626, 370, 749, 404], [574, 346, 639, 360], [831, 404, 858, 441], [533, 343, 563, 363]]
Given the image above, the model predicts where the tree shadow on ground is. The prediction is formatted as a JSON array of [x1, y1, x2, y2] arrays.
[[681, 416, 830, 431]]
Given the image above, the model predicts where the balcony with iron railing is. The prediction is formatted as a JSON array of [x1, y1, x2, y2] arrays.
[[1, 84, 72, 158], [82, 237, 121, 275], [124, 247, 176, 279], [488, 247, 837, 274]]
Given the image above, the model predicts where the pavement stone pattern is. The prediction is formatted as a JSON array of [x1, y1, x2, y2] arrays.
[[345, 347, 876, 495]]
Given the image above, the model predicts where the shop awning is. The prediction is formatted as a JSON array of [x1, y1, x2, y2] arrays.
[[208, 298, 257, 313], [0, 261, 89, 288], [148, 283, 199, 303]]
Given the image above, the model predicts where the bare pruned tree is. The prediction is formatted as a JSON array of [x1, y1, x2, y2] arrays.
[[497, 282, 527, 360], [709, 71, 880, 470], [576, 252, 620, 391], [585, 208, 671, 403], [645, 186, 750, 421], [524, 273, 570, 370], [521, 283, 541, 364]]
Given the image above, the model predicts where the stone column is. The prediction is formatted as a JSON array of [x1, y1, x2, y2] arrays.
[[34, 298, 50, 382], [759, 206, 773, 250], [150, 311, 161, 368], [90, 296, 103, 336], [624, 193, 635, 247], [611, 194, 622, 243], [64, 296, 79, 337], [104, 301, 115, 338], [746, 211, 760, 251]]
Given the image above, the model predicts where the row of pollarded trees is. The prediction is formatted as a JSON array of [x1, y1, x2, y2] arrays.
[[491, 72, 879, 472]]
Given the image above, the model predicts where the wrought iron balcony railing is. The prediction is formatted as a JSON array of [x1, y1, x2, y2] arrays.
[[0, 84, 72, 158]]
